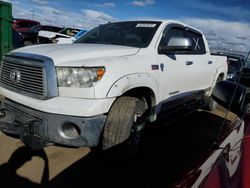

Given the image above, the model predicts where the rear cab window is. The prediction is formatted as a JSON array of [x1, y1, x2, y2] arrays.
[[185, 29, 206, 54]]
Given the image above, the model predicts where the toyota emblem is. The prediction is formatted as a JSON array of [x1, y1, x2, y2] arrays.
[[9, 69, 21, 83]]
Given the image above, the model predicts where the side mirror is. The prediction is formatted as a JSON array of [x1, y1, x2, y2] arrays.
[[158, 37, 192, 54], [212, 80, 246, 116]]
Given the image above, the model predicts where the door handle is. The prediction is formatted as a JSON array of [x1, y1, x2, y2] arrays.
[[208, 61, 213, 64], [186, 61, 193, 65]]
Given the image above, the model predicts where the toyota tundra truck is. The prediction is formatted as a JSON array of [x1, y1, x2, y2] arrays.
[[0, 20, 227, 151]]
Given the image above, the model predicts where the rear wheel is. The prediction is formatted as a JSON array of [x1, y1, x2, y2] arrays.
[[102, 96, 146, 154]]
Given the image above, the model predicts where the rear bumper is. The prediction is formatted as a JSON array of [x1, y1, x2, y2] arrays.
[[0, 99, 106, 149]]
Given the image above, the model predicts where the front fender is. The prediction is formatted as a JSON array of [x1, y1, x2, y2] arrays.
[[106, 73, 159, 100]]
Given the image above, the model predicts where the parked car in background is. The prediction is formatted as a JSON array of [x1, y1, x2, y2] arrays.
[[223, 53, 246, 81], [213, 52, 246, 82], [20, 25, 63, 46], [56, 29, 87, 44], [38, 27, 81, 44], [226, 53, 245, 81], [12, 18, 40, 33], [12, 29, 24, 49]]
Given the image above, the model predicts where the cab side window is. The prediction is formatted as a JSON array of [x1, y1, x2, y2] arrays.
[[186, 30, 206, 54], [159, 27, 185, 47]]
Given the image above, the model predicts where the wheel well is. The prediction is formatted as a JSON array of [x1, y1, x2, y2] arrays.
[[122, 87, 156, 120], [218, 73, 225, 80], [122, 87, 156, 122]]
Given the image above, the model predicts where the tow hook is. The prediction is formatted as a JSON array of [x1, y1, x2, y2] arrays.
[[0, 111, 6, 118]]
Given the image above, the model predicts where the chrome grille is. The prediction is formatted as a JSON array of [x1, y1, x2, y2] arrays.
[[0, 61, 44, 96], [0, 57, 45, 98], [0, 53, 59, 100]]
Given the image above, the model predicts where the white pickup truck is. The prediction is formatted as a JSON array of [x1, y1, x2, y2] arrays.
[[0, 20, 227, 151]]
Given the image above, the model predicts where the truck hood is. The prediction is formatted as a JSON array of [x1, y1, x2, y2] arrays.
[[13, 43, 140, 66]]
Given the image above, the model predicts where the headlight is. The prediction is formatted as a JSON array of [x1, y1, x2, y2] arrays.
[[56, 67, 105, 88]]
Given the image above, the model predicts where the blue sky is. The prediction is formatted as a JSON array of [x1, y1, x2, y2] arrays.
[[4, 0, 250, 52]]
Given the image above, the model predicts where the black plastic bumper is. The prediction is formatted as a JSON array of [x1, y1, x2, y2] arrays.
[[0, 99, 106, 149]]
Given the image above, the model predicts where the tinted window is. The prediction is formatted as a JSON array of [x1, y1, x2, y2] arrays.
[[160, 27, 185, 46], [75, 30, 87, 39], [59, 28, 78, 35], [35, 26, 62, 32], [75, 21, 161, 48], [16, 21, 29, 28], [51, 27, 62, 32], [29, 22, 39, 27], [43, 26, 54, 31], [29, 25, 42, 32], [186, 30, 206, 54]]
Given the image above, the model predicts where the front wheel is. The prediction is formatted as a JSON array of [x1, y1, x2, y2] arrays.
[[102, 96, 146, 154]]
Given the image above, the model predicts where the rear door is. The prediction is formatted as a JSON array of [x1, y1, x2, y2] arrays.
[[184, 29, 214, 92]]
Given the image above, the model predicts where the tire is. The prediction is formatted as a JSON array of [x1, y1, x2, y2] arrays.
[[102, 96, 146, 153]]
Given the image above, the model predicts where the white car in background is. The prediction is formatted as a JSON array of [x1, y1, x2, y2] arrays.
[[56, 29, 87, 44], [38, 27, 81, 44]]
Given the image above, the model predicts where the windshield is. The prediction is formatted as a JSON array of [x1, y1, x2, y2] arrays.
[[74, 30, 87, 39], [59, 28, 80, 36], [75, 21, 161, 48], [29, 25, 42, 32]]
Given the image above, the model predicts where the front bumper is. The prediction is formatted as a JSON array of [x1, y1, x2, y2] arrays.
[[0, 86, 115, 117], [0, 99, 106, 149]]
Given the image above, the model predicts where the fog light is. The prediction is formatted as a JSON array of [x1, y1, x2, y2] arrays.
[[61, 123, 81, 138]]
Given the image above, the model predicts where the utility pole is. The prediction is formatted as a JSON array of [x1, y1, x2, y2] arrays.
[[30, 9, 34, 20]]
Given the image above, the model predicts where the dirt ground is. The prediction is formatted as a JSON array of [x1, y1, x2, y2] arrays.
[[0, 105, 236, 187], [0, 132, 90, 183]]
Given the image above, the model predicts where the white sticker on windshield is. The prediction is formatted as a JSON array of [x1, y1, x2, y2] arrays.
[[136, 23, 156, 28]]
